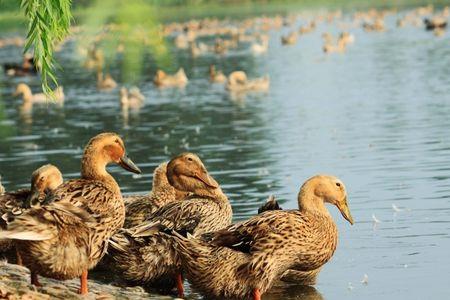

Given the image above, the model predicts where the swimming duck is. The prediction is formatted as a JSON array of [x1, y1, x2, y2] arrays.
[[363, 18, 386, 32], [172, 175, 353, 300], [154, 68, 188, 88], [3, 54, 37, 77], [120, 87, 145, 110], [424, 17, 447, 30], [250, 35, 269, 55], [299, 21, 316, 35], [123, 162, 190, 228], [13, 83, 65, 104], [281, 31, 298, 45], [209, 65, 227, 84], [227, 71, 270, 93], [0, 165, 63, 255], [97, 71, 117, 90], [0, 132, 141, 294], [109, 152, 232, 296]]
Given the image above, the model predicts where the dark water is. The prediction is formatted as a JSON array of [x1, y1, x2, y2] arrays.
[[1, 8, 450, 300]]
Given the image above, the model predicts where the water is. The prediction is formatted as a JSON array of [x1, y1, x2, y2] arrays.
[[1, 8, 450, 300]]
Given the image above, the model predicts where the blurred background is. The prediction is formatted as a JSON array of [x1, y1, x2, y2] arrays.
[[1, 0, 450, 299]]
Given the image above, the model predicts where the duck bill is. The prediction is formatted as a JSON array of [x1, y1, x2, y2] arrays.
[[337, 197, 354, 225], [119, 154, 141, 174], [194, 171, 219, 188]]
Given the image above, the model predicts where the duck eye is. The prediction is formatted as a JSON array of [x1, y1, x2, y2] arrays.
[[336, 182, 341, 187], [187, 157, 193, 162], [114, 139, 120, 144]]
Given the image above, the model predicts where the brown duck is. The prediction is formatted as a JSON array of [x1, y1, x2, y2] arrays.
[[109, 152, 232, 296], [171, 175, 354, 300], [123, 162, 190, 228], [0, 165, 63, 255], [0, 133, 141, 295]]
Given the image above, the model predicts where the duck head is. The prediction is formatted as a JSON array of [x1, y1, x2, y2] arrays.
[[82, 132, 141, 178], [27, 164, 63, 207], [166, 152, 218, 197], [298, 175, 354, 225]]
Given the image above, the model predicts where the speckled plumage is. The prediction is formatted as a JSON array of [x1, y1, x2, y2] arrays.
[[0, 165, 63, 254], [172, 175, 353, 299], [123, 162, 189, 228], [257, 195, 321, 286], [0, 133, 141, 292], [109, 153, 232, 290]]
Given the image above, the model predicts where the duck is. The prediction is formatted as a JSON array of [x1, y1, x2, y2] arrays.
[[0, 132, 141, 294], [109, 152, 232, 296], [363, 18, 386, 32], [3, 54, 37, 76], [171, 175, 354, 300], [0, 176, 4, 196], [0, 165, 63, 256], [250, 35, 269, 55], [154, 68, 188, 88], [281, 31, 298, 45], [323, 39, 346, 54], [226, 71, 270, 93], [424, 17, 448, 30], [299, 21, 316, 35], [209, 65, 227, 84], [123, 162, 190, 228], [13, 83, 65, 104], [97, 71, 117, 90], [256, 195, 321, 286], [120, 87, 145, 110]]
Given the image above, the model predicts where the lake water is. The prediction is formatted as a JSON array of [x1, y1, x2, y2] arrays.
[[0, 6, 450, 300]]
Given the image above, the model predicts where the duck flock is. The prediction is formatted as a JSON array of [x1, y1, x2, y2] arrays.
[[0, 4, 448, 299], [0, 132, 353, 299]]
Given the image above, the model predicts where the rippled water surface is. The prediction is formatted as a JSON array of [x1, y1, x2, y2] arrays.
[[1, 8, 450, 300]]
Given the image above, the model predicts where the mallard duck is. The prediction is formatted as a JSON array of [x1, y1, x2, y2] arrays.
[[123, 162, 190, 228], [256, 195, 321, 286], [424, 17, 447, 30], [0, 132, 141, 294], [153, 68, 188, 88], [109, 152, 232, 296], [209, 65, 227, 84], [120, 87, 145, 110], [13, 83, 65, 104], [0, 165, 63, 255], [3, 54, 37, 76], [97, 71, 117, 90], [227, 71, 270, 93], [171, 175, 353, 300], [363, 18, 385, 32], [281, 31, 298, 45]]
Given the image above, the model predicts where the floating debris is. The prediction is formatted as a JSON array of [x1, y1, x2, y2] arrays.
[[361, 274, 369, 285], [348, 282, 354, 291], [392, 204, 403, 212]]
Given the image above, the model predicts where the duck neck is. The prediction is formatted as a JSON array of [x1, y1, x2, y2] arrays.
[[20, 86, 33, 103], [297, 188, 330, 217], [81, 150, 118, 189]]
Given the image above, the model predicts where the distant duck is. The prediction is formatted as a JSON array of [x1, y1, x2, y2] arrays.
[[97, 71, 117, 90], [209, 65, 227, 84], [3, 54, 37, 77], [250, 35, 269, 55], [299, 21, 316, 34], [363, 18, 386, 32], [339, 32, 355, 45], [154, 68, 188, 88], [227, 71, 270, 93], [120, 87, 145, 109], [281, 31, 298, 45], [424, 17, 448, 30], [14, 83, 65, 104]]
